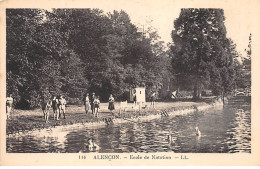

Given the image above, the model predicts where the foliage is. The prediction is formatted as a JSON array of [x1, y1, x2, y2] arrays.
[[6, 9, 172, 108], [241, 33, 252, 88], [171, 9, 236, 98]]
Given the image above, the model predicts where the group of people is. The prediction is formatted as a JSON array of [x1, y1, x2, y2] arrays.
[[6, 92, 115, 122], [42, 95, 67, 123], [83, 93, 115, 117], [6, 91, 157, 122], [5, 94, 67, 123]]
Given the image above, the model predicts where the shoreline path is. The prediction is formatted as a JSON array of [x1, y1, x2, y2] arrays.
[[6, 99, 220, 135]]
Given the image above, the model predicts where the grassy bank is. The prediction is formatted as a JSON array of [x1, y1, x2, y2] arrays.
[[6, 98, 219, 135]]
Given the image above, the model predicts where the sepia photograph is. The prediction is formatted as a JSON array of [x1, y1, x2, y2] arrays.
[[0, 0, 260, 166]]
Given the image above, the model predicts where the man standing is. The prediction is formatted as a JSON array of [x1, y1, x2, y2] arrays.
[[52, 96, 59, 120], [58, 95, 66, 119], [6, 94, 13, 120], [150, 91, 156, 108], [41, 99, 52, 123], [90, 92, 96, 114], [93, 96, 100, 117]]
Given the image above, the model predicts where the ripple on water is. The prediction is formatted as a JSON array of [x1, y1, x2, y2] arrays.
[[7, 100, 251, 153]]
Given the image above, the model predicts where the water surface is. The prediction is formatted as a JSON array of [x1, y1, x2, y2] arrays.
[[7, 97, 251, 153]]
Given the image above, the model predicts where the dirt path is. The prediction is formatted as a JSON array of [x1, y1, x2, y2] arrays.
[[6, 100, 217, 134]]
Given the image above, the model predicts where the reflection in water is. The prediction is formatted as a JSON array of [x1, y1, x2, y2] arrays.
[[224, 108, 251, 153], [7, 98, 251, 153]]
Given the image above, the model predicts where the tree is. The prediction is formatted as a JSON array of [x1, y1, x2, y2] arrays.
[[171, 9, 236, 99], [7, 9, 46, 108], [7, 9, 89, 108], [242, 33, 252, 88], [7, 8, 173, 109]]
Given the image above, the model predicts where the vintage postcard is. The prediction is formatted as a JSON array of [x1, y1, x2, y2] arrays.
[[0, 0, 260, 166]]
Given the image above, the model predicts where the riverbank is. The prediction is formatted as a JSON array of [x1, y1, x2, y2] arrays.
[[6, 97, 223, 136]]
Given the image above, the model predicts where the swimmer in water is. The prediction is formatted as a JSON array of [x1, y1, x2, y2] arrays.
[[195, 126, 201, 136], [166, 134, 175, 145], [87, 138, 100, 151], [167, 135, 172, 142]]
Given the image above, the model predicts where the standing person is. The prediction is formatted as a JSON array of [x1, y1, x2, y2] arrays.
[[58, 95, 66, 119], [52, 96, 59, 120], [90, 92, 96, 114], [108, 94, 115, 115], [150, 91, 156, 108], [133, 89, 137, 107], [6, 94, 13, 120], [41, 99, 52, 123], [84, 93, 90, 114], [93, 96, 100, 117]]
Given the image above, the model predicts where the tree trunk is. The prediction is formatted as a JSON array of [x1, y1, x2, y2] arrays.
[[197, 87, 202, 99], [222, 91, 225, 105], [193, 86, 198, 99], [193, 83, 202, 100]]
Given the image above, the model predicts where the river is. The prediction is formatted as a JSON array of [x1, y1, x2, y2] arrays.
[[7, 97, 251, 153]]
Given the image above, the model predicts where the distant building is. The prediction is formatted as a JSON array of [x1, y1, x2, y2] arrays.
[[130, 87, 146, 103], [136, 87, 146, 103]]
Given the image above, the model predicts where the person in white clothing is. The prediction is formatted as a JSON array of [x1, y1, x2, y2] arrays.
[[84, 93, 90, 114], [6, 94, 13, 120], [58, 95, 66, 119]]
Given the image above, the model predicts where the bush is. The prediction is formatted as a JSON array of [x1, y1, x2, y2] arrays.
[[66, 97, 83, 105]]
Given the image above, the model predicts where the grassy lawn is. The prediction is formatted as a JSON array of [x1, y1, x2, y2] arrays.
[[6, 101, 210, 134]]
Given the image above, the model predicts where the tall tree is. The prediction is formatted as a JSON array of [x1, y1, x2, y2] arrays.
[[171, 9, 236, 99], [7, 9, 46, 108], [242, 33, 252, 88], [7, 8, 174, 108]]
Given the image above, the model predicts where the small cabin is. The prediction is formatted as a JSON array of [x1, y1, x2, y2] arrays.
[[130, 87, 146, 103]]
